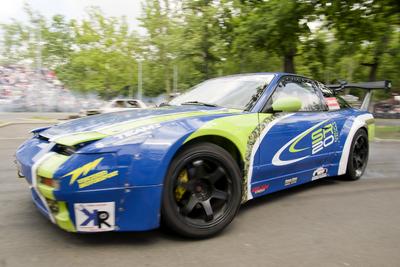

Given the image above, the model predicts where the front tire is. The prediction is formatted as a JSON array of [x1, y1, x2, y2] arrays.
[[343, 129, 369, 180], [162, 142, 242, 238]]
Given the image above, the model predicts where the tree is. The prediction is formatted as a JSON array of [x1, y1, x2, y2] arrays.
[[296, 32, 329, 82], [0, 4, 45, 66], [139, 0, 182, 95], [233, 0, 315, 73], [0, 20, 31, 64], [1, 5, 72, 69], [0, 0, 398, 98], [41, 15, 74, 69], [179, 0, 223, 79], [321, 0, 399, 81], [56, 8, 141, 98]]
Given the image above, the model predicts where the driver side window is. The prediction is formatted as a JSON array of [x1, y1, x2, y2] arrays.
[[266, 77, 327, 112]]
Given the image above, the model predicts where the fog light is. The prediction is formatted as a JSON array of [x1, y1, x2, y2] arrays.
[[46, 199, 59, 213]]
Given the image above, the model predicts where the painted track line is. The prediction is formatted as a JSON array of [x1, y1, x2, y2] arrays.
[[0, 121, 57, 129]]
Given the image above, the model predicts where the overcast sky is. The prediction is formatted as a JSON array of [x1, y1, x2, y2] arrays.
[[0, 0, 143, 29]]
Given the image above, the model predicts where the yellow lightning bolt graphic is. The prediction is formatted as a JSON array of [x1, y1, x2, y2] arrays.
[[63, 158, 104, 185]]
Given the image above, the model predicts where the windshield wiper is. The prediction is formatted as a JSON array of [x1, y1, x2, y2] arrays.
[[181, 101, 218, 107]]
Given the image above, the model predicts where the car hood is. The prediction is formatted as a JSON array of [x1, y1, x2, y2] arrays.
[[40, 105, 241, 146]]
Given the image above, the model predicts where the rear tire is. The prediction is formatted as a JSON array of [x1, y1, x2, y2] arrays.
[[162, 142, 242, 238], [343, 129, 369, 181]]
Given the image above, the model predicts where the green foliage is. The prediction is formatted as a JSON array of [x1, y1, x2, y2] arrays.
[[232, 0, 315, 73], [138, 0, 180, 95], [55, 8, 141, 98], [321, 0, 399, 82], [0, 1, 399, 99], [41, 15, 74, 68], [296, 33, 329, 82]]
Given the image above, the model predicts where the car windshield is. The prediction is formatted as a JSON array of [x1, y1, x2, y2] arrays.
[[169, 74, 275, 110]]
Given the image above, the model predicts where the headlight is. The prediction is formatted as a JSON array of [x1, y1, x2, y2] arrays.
[[94, 133, 151, 149], [94, 124, 161, 149]]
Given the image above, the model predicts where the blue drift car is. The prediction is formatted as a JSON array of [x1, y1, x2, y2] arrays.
[[15, 73, 390, 238]]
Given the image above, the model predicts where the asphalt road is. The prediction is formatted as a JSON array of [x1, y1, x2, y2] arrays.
[[0, 123, 399, 267]]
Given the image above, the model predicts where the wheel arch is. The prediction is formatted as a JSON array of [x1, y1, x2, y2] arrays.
[[337, 114, 373, 176], [176, 135, 244, 173], [360, 126, 368, 135]]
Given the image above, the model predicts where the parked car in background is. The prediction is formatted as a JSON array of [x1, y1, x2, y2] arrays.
[[373, 95, 400, 119], [82, 99, 148, 116], [342, 94, 360, 104]]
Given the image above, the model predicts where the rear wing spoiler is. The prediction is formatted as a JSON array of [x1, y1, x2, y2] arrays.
[[326, 80, 391, 111], [326, 80, 391, 91]]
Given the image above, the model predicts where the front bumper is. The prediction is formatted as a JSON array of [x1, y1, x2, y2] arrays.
[[16, 137, 163, 232], [28, 184, 163, 232], [30, 187, 75, 231]]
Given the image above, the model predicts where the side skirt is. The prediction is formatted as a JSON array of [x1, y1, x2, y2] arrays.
[[248, 164, 338, 199]]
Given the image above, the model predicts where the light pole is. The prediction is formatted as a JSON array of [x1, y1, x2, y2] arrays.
[[130, 63, 134, 98], [33, 18, 43, 112], [35, 22, 42, 74], [137, 60, 142, 100], [173, 65, 178, 92]]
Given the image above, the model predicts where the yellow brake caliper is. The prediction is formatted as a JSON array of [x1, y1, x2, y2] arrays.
[[175, 169, 189, 201]]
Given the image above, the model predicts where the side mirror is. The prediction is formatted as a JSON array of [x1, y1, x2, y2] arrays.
[[271, 97, 302, 113]]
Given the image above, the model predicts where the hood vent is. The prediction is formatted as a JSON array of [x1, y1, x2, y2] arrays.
[[52, 141, 96, 156], [52, 144, 76, 156], [37, 134, 50, 142]]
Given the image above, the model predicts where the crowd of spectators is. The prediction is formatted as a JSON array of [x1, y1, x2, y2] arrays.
[[0, 65, 102, 112]]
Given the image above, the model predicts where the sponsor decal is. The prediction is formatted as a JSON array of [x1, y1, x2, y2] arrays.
[[284, 177, 298, 186], [74, 202, 115, 232], [311, 122, 338, 154], [312, 167, 328, 181], [113, 123, 161, 140], [325, 97, 340, 110], [63, 158, 118, 188], [76, 170, 118, 188], [272, 120, 338, 166], [251, 184, 269, 194]]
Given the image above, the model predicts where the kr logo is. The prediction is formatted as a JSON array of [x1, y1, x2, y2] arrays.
[[63, 158, 118, 188], [80, 208, 110, 228], [74, 202, 115, 232], [272, 119, 338, 166]]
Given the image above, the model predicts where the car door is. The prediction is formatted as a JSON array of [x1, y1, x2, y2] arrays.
[[251, 76, 337, 193]]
